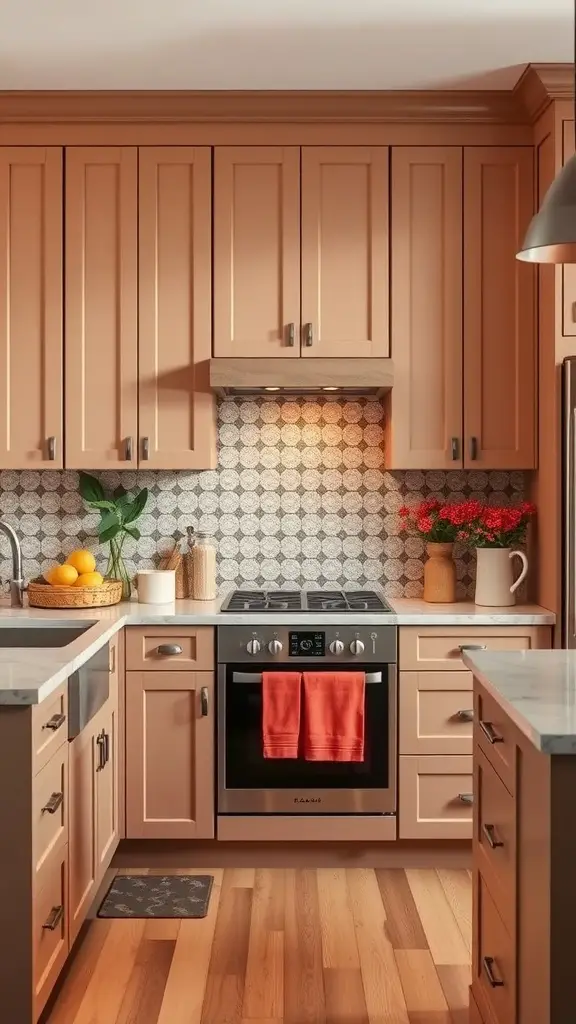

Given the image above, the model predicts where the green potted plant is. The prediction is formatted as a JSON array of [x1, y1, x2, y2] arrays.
[[79, 472, 149, 600]]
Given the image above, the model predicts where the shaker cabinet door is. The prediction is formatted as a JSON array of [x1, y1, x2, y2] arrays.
[[0, 147, 63, 468], [301, 146, 389, 358], [138, 147, 216, 469], [389, 147, 463, 467], [65, 147, 138, 468], [213, 146, 300, 358], [463, 147, 536, 469], [68, 723, 98, 944]]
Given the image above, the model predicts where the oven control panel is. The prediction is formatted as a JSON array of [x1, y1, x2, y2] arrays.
[[217, 625, 397, 664]]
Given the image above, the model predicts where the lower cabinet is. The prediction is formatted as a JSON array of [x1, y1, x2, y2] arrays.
[[126, 670, 215, 839], [399, 755, 473, 839], [34, 848, 69, 1019]]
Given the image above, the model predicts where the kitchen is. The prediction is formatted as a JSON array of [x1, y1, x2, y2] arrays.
[[0, 39, 575, 1024]]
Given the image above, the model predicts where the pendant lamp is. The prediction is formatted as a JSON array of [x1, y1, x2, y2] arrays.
[[517, 14, 576, 263]]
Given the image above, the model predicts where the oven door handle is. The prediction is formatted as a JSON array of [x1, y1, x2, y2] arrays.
[[231, 671, 384, 684]]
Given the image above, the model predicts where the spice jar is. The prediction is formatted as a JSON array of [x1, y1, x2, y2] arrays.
[[191, 533, 217, 601]]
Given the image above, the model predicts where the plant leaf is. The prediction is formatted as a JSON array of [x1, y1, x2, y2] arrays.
[[79, 472, 105, 505], [125, 526, 141, 541], [99, 523, 121, 543], [114, 486, 127, 500], [123, 488, 149, 525], [90, 499, 115, 511], [98, 510, 120, 536]]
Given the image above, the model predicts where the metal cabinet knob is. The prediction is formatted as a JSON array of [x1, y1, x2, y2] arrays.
[[286, 323, 295, 347], [457, 792, 474, 805], [458, 644, 487, 652], [43, 713, 66, 732], [450, 437, 460, 461], [455, 709, 474, 722], [479, 720, 503, 745], [47, 436, 57, 461], [142, 436, 150, 461], [303, 322, 313, 347], [41, 791, 64, 815], [482, 823, 504, 849], [482, 956, 504, 988], [125, 436, 133, 461], [157, 644, 183, 657], [469, 436, 479, 461], [42, 905, 64, 931], [201, 686, 209, 717]]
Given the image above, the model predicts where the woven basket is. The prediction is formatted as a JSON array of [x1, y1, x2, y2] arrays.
[[27, 578, 123, 609]]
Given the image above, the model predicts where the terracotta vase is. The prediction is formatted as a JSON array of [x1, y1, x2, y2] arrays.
[[423, 542, 456, 603], [474, 547, 529, 607]]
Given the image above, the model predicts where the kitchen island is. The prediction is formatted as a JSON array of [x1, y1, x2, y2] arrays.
[[463, 648, 576, 1024]]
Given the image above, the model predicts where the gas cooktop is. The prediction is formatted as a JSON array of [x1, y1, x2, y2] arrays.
[[220, 589, 393, 613]]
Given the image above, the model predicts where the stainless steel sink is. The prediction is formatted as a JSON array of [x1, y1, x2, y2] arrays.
[[0, 623, 96, 648]]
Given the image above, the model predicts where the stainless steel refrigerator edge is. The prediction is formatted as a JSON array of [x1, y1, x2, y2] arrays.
[[564, 357, 576, 646]]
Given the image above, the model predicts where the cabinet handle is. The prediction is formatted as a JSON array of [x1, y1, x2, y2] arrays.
[[47, 436, 56, 461], [142, 437, 150, 461], [572, 300, 576, 323], [41, 791, 64, 815], [450, 437, 460, 461], [201, 686, 209, 717], [96, 730, 105, 771], [42, 905, 64, 931], [103, 731, 110, 766], [482, 956, 504, 988], [286, 323, 295, 347], [157, 643, 183, 657], [125, 436, 133, 461], [303, 323, 313, 347], [458, 644, 487, 652], [457, 792, 474, 805], [482, 823, 504, 849], [469, 436, 479, 461], [479, 720, 503, 745], [109, 645, 116, 674], [43, 713, 66, 732], [456, 709, 474, 722]]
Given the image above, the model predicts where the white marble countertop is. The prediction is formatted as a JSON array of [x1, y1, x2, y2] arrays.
[[0, 595, 554, 706], [463, 649, 576, 754]]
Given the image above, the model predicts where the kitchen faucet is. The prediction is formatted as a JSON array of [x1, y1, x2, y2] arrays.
[[0, 521, 25, 607]]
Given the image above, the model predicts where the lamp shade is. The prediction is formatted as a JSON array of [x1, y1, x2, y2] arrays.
[[517, 152, 576, 263]]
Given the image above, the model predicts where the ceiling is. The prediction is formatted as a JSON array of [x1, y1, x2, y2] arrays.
[[0, 0, 573, 91]]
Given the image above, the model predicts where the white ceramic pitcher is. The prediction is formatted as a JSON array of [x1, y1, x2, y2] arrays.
[[474, 547, 529, 607]]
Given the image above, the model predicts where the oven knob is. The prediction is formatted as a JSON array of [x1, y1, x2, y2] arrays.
[[246, 639, 261, 656], [268, 639, 283, 655], [349, 639, 365, 656], [329, 640, 345, 656]]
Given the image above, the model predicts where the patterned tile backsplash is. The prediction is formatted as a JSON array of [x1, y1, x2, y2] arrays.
[[0, 398, 524, 599]]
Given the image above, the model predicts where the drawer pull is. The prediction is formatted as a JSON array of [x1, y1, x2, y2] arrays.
[[458, 792, 474, 805], [482, 823, 504, 849], [96, 730, 105, 771], [42, 905, 64, 931], [201, 686, 209, 717], [41, 791, 64, 815], [482, 956, 504, 988], [157, 643, 183, 657], [456, 709, 474, 722], [457, 644, 487, 652], [479, 720, 503, 745], [43, 713, 66, 732], [103, 730, 110, 766]]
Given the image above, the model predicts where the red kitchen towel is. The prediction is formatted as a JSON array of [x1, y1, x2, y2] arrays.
[[262, 672, 302, 759], [303, 672, 365, 762]]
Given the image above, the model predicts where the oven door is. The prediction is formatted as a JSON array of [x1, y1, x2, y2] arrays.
[[217, 663, 396, 814]]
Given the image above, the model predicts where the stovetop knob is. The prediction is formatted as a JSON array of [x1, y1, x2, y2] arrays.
[[268, 639, 283, 655], [329, 640, 345, 656], [349, 639, 365, 656], [246, 639, 261, 656]]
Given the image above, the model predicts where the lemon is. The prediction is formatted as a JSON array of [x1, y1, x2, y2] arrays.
[[66, 549, 96, 575], [45, 564, 79, 587], [73, 572, 104, 588]]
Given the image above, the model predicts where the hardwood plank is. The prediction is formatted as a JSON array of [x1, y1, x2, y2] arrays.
[[375, 869, 428, 950], [144, 919, 181, 940], [436, 964, 471, 1024], [395, 949, 449, 1013], [284, 868, 326, 1024], [116, 939, 175, 1024], [243, 870, 284, 1019], [408, 1014, 451, 1024], [405, 869, 469, 966], [156, 868, 223, 1024], [347, 868, 409, 1024], [201, 974, 244, 1024], [437, 869, 472, 955], [317, 868, 360, 969], [324, 967, 369, 1024], [71, 920, 146, 1024], [45, 921, 112, 1024], [226, 867, 256, 888], [201, 877, 253, 1023]]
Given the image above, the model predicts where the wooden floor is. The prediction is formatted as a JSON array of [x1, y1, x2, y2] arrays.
[[44, 867, 472, 1024]]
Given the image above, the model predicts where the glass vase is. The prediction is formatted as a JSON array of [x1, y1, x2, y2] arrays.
[[106, 535, 132, 600]]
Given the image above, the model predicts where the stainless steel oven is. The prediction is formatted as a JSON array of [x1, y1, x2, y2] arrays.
[[217, 623, 397, 816]]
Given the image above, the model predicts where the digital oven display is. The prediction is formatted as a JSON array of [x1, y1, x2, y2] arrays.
[[288, 631, 325, 657]]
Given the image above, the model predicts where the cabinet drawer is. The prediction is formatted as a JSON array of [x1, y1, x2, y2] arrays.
[[33, 744, 68, 883], [32, 684, 68, 774], [125, 626, 214, 671], [474, 871, 515, 1024], [34, 846, 69, 1019], [399, 626, 544, 672], [475, 686, 516, 795], [399, 671, 473, 755], [399, 755, 473, 839], [476, 749, 515, 934]]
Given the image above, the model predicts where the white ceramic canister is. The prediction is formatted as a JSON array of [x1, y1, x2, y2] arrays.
[[136, 569, 176, 604]]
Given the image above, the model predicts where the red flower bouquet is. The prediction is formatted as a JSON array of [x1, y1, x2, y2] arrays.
[[399, 498, 475, 544], [455, 500, 536, 548]]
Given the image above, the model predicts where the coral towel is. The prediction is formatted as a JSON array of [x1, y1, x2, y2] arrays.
[[303, 672, 365, 762], [262, 672, 302, 759]]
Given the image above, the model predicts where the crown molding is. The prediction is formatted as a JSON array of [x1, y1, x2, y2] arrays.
[[515, 63, 574, 122]]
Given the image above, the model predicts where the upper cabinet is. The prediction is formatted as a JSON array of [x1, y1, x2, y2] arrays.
[[0, 148, 63, 468], [213, 145, 389, 358], [213, 147, 300, 358], [65, 147, 139, 469], [463, 147, 535, 470], [139, 147, 215, 469]]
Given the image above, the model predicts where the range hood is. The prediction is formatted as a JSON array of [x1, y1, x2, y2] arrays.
[[209, 358, 394, 397]]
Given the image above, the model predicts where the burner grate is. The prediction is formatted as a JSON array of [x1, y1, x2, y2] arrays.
[[220, 588, 391, 614], [305, 589, 388, 612], [222, 590, 303, 612]]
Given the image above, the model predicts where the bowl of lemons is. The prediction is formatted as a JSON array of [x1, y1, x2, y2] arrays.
[[28, 550, 124, 609]]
